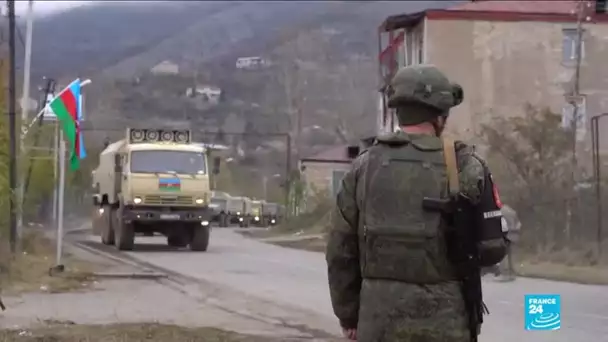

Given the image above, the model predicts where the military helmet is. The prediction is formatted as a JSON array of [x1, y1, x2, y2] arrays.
[[386, 64, 463, 112]]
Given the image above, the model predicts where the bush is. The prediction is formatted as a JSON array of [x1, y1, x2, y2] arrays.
[[276, 188, 332, 234], [481, 104, 603, 263]]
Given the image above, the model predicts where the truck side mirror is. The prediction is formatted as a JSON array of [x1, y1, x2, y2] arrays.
[[212, 157, 221, 175], [347, 145, 360, 159], [114, 154, 122, 172]]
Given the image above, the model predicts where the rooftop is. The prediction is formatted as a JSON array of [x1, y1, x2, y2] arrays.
[[380, 1, 604, 32], [449, 0, 582, 14], [301, 145, 350, 164]]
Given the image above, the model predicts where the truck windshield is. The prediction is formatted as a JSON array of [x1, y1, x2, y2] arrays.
[[130, 150, 207, 174]]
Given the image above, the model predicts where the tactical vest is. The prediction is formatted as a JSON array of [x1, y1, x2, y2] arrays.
[[360, 134, 457, 284]]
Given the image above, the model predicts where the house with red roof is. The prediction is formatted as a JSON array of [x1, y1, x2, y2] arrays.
[[377, 0, 608, 148]]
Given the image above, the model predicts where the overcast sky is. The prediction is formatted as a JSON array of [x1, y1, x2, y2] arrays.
[[14, 1, 91, 16]]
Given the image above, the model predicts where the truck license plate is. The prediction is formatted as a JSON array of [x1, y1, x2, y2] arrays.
[[160, 214, 180, 220]]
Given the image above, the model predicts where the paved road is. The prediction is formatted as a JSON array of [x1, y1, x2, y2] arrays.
[[84, 229, 608, 341]]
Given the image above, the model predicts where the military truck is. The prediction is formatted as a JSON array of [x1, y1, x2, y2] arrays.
[[262, 202, 280, 226], [250, 200, 264, 226], [91, 128, 220, 251], [209, 191, 230, 227], [224, 196, 244, 226]]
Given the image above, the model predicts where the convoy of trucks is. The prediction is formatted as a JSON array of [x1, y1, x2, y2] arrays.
[[208, 193, 283, 228], [90, 127, 284, 253], [91, 128, 221, 252]]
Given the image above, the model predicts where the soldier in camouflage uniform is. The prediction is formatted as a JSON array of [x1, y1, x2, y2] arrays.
[[326, 64, 499, 341], [497, 204, 520, 279]]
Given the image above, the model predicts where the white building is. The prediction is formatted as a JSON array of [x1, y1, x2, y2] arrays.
[[150, 60, 179, 75], [235, 56, 268, 70], [186, 85, 222, 104]]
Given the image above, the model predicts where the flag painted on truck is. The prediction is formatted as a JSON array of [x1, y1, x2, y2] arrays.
[[159, 178, 181, 191], [48, 78, 86, 171]]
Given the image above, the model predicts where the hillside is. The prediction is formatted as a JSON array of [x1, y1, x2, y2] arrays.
[[24, 2, 234, 81], [84, 2, 462, 145], [23, 1, 336, 82], [19, 1, 463, 165]]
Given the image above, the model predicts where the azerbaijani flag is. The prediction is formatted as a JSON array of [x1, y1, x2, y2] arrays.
[[48, 79, 87, 171], [159, 178, 181, 191]]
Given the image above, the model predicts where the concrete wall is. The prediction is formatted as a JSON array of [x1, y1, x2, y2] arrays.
[[424, 18, 608, 152], [301, 161, 350, 199]]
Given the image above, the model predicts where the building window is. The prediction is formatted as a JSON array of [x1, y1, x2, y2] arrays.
[[417, 33, 424, 64], [331, 170, 347, 197], [562, 28, 585, 63], [407, 29, 424, 65], [561, 96, 587, 141]]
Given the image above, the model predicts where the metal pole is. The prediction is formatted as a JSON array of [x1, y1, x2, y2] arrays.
[[16, 0, 35, 240], [285, 134, 292, 217], [7, 0, 18, 254], [263, 175, 268, 200], [55, 137, 66, 267], [592, 113, 608, 257], [52, 122, 59, 224]]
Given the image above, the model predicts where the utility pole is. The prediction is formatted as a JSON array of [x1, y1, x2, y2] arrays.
[[565, 0, 587, 241], [570, 0, 585, 143], [17, 0, 34, 242], [7, 0, 17, 253]]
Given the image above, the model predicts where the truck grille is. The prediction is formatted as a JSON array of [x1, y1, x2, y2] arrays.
[[144, 195, 193, 205]]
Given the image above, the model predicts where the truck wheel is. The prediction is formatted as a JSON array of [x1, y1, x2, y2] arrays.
[[190, 224, 210, 251], [243, 218, 250, 228], [101, 205, 115, 245], [113, 206, 134, 251]]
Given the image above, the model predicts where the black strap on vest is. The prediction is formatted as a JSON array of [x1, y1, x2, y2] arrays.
[[421, 138, 487, 342]]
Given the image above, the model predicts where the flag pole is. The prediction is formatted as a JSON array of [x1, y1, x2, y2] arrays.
[[54, 136, 66, 271], [52, 121, 59, 225]]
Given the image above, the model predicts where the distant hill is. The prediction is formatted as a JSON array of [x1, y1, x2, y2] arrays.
[[23, 1, 236, 82], [23, 1, 462, 81], [17, 0, 463, 155]]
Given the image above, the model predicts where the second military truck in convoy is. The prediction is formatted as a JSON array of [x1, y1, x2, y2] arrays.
[[209, 191, 230, 227], [92, 128, 220, 251], [261, 201, 280, 226]]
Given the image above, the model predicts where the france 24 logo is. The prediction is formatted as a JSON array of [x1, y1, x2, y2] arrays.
[[524, 294, 561, 330]]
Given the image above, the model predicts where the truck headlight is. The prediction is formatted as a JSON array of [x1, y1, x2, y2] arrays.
[[239, 217, 243, 222], [236, 211, 241, 215], [271, 219, 276, 224], [254, 216, 259, 221], [133, 197, 142, 204], [98, 208, 105, 215], [201, 220, 209, 226], [195, 198, 204, 204]]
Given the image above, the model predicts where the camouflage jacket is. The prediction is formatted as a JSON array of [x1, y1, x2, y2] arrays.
[[325, 131, 487, 342]]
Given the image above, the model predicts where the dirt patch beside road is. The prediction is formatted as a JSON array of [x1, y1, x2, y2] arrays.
[[0, 323, 273, 342], [1, 231, 107, 295]]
